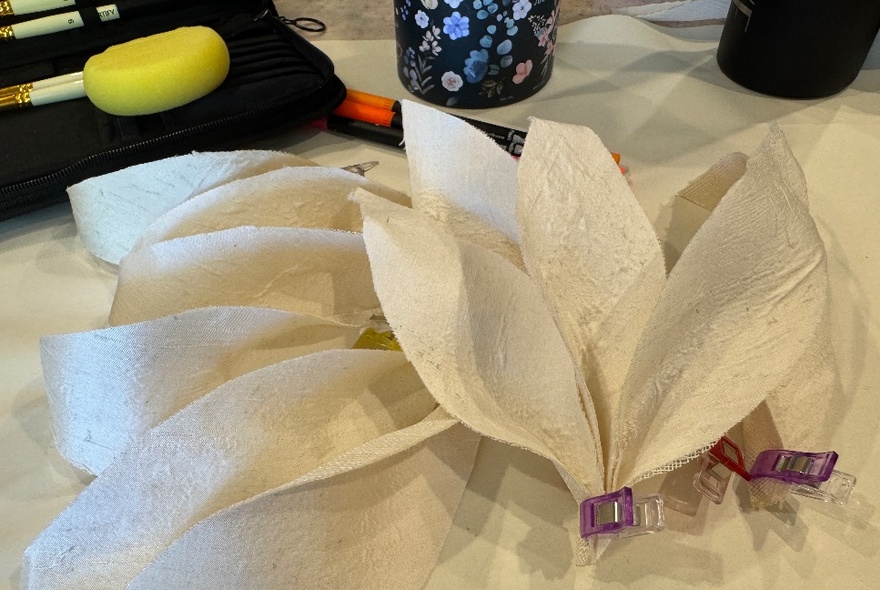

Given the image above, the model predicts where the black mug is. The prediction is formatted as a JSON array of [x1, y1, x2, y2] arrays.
[[717, 0, 880, 98]]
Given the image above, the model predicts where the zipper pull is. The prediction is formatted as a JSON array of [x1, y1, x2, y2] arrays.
[[278, 16, 326, 33]]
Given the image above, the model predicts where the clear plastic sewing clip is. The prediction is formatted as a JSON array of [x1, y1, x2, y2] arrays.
[[579, 487, 666, 539], [693, 436, 752, 504], [750, 449, 857, 505]]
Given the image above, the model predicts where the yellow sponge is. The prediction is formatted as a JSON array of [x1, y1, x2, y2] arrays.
[[83, 26, 230, 116]]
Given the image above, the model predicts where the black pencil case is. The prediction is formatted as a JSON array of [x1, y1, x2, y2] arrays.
[[0, 0, 346, 221]]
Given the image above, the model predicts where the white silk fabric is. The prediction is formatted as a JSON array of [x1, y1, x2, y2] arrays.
[[359, 103, 835, 559], [27, 152, 477, 589], [25, 101, 837, 585]]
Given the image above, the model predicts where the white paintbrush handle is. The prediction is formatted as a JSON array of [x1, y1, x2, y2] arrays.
[[9, 4, 119, 39], [31, 71, 85, 90], [28, 79, 86, 106], [3, 0, 75, 17]]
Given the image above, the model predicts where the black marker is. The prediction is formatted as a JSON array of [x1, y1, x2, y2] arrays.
[[336, 94, 528, 156]]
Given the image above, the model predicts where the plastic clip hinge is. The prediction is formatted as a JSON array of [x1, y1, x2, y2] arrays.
[[693, 436, 751, 504], [579, 487, 665, 539], [751, 450, 856, 505]]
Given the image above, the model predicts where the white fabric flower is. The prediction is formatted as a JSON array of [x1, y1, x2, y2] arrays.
[[25, 157, 478, 589], [358, 101, 836, 559], [23, 101, 836, 587]]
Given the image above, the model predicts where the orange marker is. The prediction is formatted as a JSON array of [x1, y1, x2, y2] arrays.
[[332, 100, 400, 127], [336, 88, 625, 168], [346, 89, 401, 113]]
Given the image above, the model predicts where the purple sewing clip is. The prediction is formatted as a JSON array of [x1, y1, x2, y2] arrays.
[[579, 487, 666, 539], [751, 449, 857, 505]]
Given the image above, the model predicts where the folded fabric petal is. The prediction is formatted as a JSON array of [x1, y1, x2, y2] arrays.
[[357, 191, 604, 502], [404, 185, 525, 269], [23, 350, 449, 589], [671, 147, 838, 506], [517, 119, 667, 454], [134, 166, 411, 251], [612, 126, 832, 487], [401, 101, 520, 248], [68, 150, 314, 264], [127, 410, 478, 590], [742, 306, 839, 506], [110, 227, 379, 326], [41, 306, 361, 474]]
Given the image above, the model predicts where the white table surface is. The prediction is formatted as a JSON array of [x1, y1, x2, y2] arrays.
[[2, 15, 879, 590]]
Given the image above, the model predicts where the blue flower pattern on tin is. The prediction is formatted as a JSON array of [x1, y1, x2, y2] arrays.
[[443, 12, 470, 40], [464, 49, 490, 82], [396, 0, 557, 106]]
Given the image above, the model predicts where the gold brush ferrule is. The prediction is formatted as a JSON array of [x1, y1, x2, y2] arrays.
[[0, 88, 32, 111], [0, 2, 13, 17], [0, 24, 14, 39], [0, 83, 33, 95]]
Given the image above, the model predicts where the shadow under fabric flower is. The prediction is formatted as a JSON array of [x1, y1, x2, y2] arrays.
[[356, 101, 836, 562]]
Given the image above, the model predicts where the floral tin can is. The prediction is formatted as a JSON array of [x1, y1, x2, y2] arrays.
[[394, 0, 559, 108]]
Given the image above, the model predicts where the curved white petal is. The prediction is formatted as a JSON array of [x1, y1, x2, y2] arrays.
[[110, 227, 379, 326], [357, 191, 603, 500], [68, 150, 313, 264], [401, 101, 520, 245], [614, 126, 832, 486], [742, 305, 839, 506], [517, 118, 666, 458], [134, 166, 411, 250], [41, 306, 360, 474], [23, 350, 441, 589], [409, 187, 525, 269], [128, 412, 478, 590], [674, 151, 748, 211]]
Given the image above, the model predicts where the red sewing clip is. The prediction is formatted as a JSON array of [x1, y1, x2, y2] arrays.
[[693, 436, 751, 504]]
